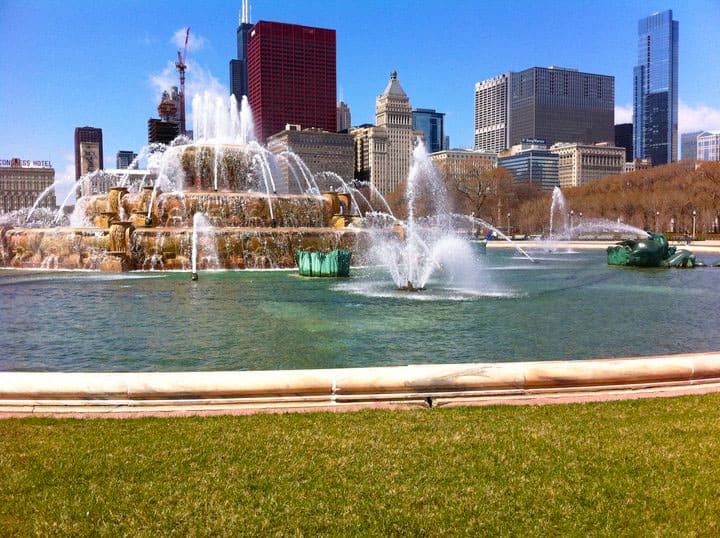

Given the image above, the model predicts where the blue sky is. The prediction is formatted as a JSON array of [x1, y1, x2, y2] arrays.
[[1, 0, 719, 200]]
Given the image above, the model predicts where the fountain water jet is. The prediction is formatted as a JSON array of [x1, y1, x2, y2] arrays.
[[549, 186, 567, 236]]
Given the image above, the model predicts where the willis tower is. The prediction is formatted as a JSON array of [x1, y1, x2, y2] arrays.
[[229, 0, 253, 101]]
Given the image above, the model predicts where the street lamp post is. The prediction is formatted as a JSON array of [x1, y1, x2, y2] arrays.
[[569, 210, 574, 229], [655, 211, 660, 231], [507, 212, 511, 236], [692, 210, 697, 239], [670, 217, 675, 233]]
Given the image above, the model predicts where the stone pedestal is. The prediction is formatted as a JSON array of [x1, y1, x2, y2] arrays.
[[322, 192, 340, 216], [94, 211, 118, 229], [100, 252, 133, 272], [107, 221, 135, 253], [337, 193, 352, 214], [130, 212, 151, 228], [108, 186, 129, 215]]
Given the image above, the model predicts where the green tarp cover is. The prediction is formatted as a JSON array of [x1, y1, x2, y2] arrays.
[[296, 249, 352, 277]]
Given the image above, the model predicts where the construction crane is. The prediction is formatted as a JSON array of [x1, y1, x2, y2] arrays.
[[175, 27, 190, 135]]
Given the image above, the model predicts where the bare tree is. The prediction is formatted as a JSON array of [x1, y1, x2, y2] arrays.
[[439, 161, 514, 220]]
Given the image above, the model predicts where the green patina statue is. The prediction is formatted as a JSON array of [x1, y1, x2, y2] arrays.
[[296, 249, 352, 277], [607, 232, 696, 268]]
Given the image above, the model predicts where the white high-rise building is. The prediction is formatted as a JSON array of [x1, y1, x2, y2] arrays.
[[697, 131, 720, 161], [474, 74, 508, 152]]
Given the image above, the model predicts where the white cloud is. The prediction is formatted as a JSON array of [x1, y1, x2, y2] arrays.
[[149, 60, 179, 99], [171, 28, 205, 53], [150, 60, 227, 100], [616, 101, 720, 134], [679, 100, 720, 134], [615, 104, 633, 124], [150, 28, 223, 106]]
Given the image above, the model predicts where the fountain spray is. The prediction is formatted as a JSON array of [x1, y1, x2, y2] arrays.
[[191, 212, 199, 281]]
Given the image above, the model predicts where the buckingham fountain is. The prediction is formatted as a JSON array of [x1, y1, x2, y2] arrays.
[[0, 94, 370, 274], [0, 92, 536, 291]]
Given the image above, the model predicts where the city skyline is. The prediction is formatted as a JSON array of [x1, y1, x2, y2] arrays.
[[1, 0, 719, 201]]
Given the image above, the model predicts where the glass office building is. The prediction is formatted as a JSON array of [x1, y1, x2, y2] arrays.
[[412, 108, 446, 153], [633, 10, 679, 166], [498, 143, 559, 191]]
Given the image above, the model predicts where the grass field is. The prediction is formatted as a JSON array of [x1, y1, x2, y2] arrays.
[[2, 394, 720, 536]]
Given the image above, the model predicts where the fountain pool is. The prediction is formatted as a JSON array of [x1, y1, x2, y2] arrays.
[[3, 247, 720, 373]]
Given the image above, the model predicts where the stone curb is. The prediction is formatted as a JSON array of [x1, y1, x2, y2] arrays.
[[2, 352, 720, 418]]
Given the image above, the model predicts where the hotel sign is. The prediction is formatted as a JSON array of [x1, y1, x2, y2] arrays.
[[0, 158, 53, 168]]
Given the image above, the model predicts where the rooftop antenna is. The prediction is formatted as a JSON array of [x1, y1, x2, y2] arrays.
[[241, 0, 250, 24], [339, 86, 344, 103]]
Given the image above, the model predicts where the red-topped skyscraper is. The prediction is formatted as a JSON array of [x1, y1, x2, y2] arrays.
[[247, 21, 336, 142]]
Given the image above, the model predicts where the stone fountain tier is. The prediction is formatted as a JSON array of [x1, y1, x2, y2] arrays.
[[78, 191, 334, 229], [133, 226, 369, 271], [144, 192, 334, 229], [1, 227, 110, 270], [0, 225, 369, 271]]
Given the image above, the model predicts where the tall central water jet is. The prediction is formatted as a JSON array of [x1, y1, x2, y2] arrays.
[[372, 141, 454, 291]]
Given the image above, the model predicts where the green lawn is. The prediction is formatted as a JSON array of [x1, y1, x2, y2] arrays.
[[2, 394, 720, 536]]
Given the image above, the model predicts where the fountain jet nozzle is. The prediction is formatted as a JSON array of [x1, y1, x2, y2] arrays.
[[400, 281, 424, 292]]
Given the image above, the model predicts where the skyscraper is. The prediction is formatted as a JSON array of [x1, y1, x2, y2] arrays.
[[474, 67, 614, 152], [474, 74, 508, 152], [633, 10, 679, 166], [116, 150, 138, 169], [147, 119, 179, 145], [229, 0, 253, 101], [614, 123, 633, 162], [352, 71, 422, 196], [147, 89, 180, 145], [247, 20, 336, 142], [412, 108, 446, 153], [74, 127, 103, 179], [337, 101, 351, 132], [507, 67, 614, 147]]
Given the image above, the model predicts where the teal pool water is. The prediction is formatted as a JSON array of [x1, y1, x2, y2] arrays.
[[2, 249, 720, 372]]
